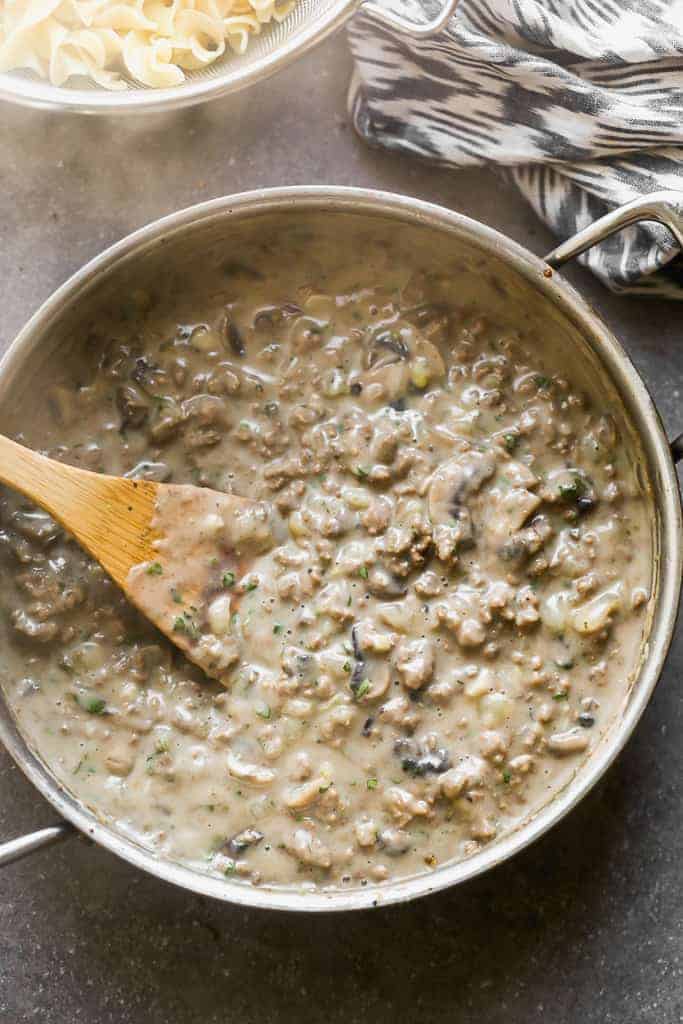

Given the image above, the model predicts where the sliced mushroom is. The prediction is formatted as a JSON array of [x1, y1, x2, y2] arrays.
[[427, 451, 496, 545], [116, 383, 149, 430], [224, 828, 264, 857], [224, 318, 246, 357], [124, 460, 172, 483], [499, 514, 553, 563], [131, 356, 168, 394], [351, 662, 391, 702], [181, 393, 230, 427], [394, 737, 451, 776], [348, 624, 392, 701], [148, 397, 185, 443], [367, 328, 410, 368], [488, 486, 542, 545], [288, 315, 328, 355], [252, 303, 303, 331], [281, 646, 319, 684], [350, 622, 364, 663]]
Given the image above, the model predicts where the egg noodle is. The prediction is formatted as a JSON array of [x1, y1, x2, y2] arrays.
[[0, 0, 296, 89]]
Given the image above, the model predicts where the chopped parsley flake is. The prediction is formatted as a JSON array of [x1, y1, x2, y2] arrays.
[[273, 623, 283, 635], [146, 562, 163, 576], [172, 615, 200, 640], [222, 571, 235, 588], [558, 476, 587, 503], [78, 695, 106, 715], [358, 566, 369, 580], [353, 678, 372, 700], [255, 704, 271, 720], [552, 692, 569, 701], [366, 778, 378, 790]]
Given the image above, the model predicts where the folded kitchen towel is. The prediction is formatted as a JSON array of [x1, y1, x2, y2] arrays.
[[348, 0, 683, 297]]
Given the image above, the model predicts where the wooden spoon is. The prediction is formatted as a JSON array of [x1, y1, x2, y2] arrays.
[[0, 433, 260, 681]]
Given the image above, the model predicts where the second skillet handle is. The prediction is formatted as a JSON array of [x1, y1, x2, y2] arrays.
[[544, 190, 683, 465], [359, 0, 460, 37], [544, 190, 683, 269], [0, 823, 75, 867]]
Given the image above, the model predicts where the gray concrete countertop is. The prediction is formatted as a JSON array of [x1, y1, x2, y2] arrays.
[[0, 33, 681, 1024]]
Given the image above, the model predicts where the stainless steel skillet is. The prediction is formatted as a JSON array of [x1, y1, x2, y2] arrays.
[[0, 186, 680, 912]]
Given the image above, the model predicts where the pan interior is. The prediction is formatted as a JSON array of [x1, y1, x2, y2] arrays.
[[0, 202, 664, 909]]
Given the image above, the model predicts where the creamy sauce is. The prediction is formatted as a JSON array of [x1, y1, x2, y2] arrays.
[[127, 486, 280, 681], [0, 223, 652, 891]]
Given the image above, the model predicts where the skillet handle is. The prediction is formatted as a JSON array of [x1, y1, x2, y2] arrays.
[[545, 191, 683, 467], [544, 190, 683, 269], [358, 0, 460, 37], [0, 822, 75, 867]]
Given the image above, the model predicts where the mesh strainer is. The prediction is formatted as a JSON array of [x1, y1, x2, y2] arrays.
[[0, 0, 459, 114]]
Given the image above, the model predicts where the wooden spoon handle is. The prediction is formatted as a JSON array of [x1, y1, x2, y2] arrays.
[[0, 434, 158, 585], [0, 433, 92, 517]]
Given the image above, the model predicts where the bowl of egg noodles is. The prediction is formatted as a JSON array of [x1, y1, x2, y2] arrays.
[[0, 0, 459, 113]]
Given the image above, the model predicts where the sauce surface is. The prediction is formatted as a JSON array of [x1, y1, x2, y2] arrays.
[[0, 221, 652, 891]]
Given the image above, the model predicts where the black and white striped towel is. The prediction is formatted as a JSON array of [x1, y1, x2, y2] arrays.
[[348, 0, 683, 297]]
